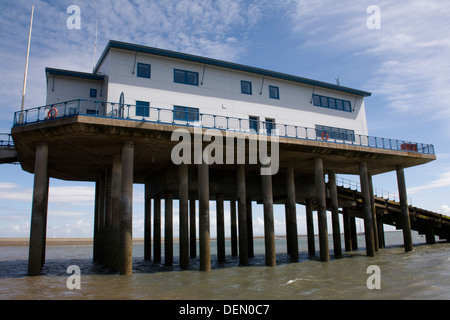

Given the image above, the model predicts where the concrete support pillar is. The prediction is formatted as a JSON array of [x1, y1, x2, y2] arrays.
[[93, 178, 101, 262], [198, 160, 211, 271], [28, 142, 49, 276], [328, 170, 342, 258], [377, 215, 385, 249], [314, 158, 329, 262], [179, 164, 189, 269], [368, 174, 379, 252], [350, 216, 358, 250], [396, 165, 413, 252], [165, 192, 174, 266], [425, 229, 436, 245], [153, 197, 161, 263], [262, 171, 276, 267], [111, 154, 122, 270], [246, 199, 254, 258], [189, 199, 196, 258], [230, 200, 238, 257], [236, 165, 248, 265], [216, 193, 226, 262], [359, 161, 375, 257], [342, 207, 353, 252], [305, 199, 315, 256], [120, 142, 134, 275], [285, 167, 299, 260], [97, 171, 107, 264], [144, 180, 151, 261]]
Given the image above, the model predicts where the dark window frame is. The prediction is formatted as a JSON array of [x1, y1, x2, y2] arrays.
[[174, 69, 199, 86], [269, 86, 279, 99], [312, 94, 352, 112], [137, 63, 151, 79], [316, 125, 355, 142], [173, 105, 200, 122], [136, 100, 150, 117], [241, 80, 252, 95], [89, 88, 97, 98]]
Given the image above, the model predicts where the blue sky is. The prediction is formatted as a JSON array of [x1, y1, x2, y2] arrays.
[[1, 0, 450, 239]]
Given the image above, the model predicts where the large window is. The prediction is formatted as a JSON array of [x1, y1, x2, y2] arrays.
[[136, 100, 150, 117], [174, 69, 199, 86], [137, 63, 151, 79], [173, 106, 199, 122], [241, 81, 252, 95], [316, 125, 355, 142], [312, 94, 352, 112]]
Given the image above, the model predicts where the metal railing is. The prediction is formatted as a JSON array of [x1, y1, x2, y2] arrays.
[[0, 133, 14, 147], [12, 99, 435, 155], [333, 175, 412, 205]]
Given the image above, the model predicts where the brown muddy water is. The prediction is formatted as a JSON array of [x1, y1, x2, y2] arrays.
[[0, 232, 449, 300]]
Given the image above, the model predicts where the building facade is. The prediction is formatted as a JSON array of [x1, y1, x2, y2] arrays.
[[46, 40, 371, 142]]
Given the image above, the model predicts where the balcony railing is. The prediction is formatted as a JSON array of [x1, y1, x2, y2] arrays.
[[0, 133, 14, 147], [12, 99, 435, 155]]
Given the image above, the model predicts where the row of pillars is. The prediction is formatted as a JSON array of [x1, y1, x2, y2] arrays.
[[27, 140, 413, 276]]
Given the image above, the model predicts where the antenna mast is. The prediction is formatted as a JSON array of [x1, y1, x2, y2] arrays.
[[21, 5, 34, 112], [93, 19, 98, 72]]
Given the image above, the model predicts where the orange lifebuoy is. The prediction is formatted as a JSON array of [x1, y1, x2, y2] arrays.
[[321, 132, 329, 141], [48, 107, 57, 118]]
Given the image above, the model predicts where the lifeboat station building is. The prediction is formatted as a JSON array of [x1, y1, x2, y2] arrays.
[[10, 40, 437, 275]]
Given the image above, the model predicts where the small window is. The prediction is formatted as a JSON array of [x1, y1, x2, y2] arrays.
[[137, 63, 151, 78], [90, 88, 97, 98], [174, 106, 199, 122], [136, 100, 150, 117], [269, 86, 279, 99], [174, 69, 199, 86], [241, 81, 252, 95]]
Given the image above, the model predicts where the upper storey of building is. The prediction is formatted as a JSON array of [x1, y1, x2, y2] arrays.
[[45, 40, 372, 140]]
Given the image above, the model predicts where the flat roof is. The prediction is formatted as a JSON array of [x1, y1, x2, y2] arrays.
[[46, 68, 105, 81], [93, 40, 372, 98]]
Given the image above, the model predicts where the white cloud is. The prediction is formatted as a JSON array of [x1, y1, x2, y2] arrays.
[[408, 170, 450, 194], [439, 205, 450, 216], [289, 0, 450, 121]]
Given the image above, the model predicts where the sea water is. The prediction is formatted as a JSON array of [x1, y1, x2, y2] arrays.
[[1, 232, 449, 300]]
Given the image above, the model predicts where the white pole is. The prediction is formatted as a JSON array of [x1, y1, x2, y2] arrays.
[[93, 19, 98, 72], [21, 5, 34, 113]]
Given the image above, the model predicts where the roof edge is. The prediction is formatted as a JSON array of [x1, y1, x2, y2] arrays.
[[46, 67, 105, 81]]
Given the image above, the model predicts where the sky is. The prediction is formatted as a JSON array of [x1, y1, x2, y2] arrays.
[[1, 0, 450, 239]]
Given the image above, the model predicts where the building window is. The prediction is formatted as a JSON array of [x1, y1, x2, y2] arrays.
[[173, 106, 199, 122], [174, 69, 199, 86], [312, 94, 352, 112], [265, 118, 275, 134], [249, 116, 259, 132], [137, 63, 151, 79], [241, 81, 252, 95], [136, 100, 150, 117], [90, 88, 97, 98], [269, 86, 279, 99], [316, 125, 355, 142]]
